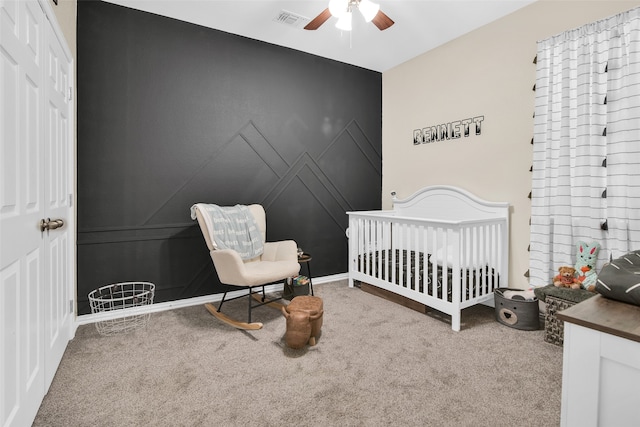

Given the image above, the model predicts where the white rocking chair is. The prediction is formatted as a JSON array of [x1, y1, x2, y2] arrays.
[[192, 204, 300, 330]]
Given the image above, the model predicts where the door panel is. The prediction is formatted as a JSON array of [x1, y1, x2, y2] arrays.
[[1, 1, 73, 426], [1, 263, 20, 426], [1, 2, 45, 426], [42, 14, 72, 389]]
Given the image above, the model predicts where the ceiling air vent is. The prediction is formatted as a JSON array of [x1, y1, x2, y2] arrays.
[[273, 10, 311, 29]]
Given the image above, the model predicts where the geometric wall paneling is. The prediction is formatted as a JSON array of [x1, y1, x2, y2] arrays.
[[76, 228, 213, 314], [76, 1, 382, 314], [142, 119, 293, 226], [318, 119, 382, 209]]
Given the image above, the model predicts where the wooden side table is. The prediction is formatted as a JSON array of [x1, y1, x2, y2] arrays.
[[297, 253, 314, 296]]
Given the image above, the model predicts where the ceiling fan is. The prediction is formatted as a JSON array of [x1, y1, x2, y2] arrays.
[[304, 0, 395, 32]]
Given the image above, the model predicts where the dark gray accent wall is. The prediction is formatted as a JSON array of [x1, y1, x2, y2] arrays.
[[77, 0, 382, 315]]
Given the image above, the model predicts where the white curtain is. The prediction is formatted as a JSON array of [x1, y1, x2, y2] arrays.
[[530, 7, 640, 286]]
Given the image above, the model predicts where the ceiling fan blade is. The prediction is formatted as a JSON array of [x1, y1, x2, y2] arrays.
[[372, 10, 394, 31], [304, 8, 332, 30]]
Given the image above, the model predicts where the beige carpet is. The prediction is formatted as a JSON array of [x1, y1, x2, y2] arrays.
[[34, 280, 563, 426]]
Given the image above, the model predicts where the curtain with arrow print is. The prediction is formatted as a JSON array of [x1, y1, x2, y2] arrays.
[[529, 6, 640, 286]]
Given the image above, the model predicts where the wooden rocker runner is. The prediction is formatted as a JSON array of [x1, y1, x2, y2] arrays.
[[192, 203, 300, 330], [203, 290, 288, 330]]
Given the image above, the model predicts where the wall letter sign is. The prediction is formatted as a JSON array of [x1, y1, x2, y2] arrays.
[[413, 115, 484, 145]]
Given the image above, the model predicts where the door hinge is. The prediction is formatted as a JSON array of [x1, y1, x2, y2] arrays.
[[69, 300, 74, 313], [68, 86, 73, 101], [68, 193, 73, 207]]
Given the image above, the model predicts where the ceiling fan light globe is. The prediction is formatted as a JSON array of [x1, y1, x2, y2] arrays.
[[329, 0, 348, 18], [335, 11, 352, 31], [358, 0, 380, 22]]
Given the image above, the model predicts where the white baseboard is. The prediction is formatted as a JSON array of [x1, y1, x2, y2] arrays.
[[75, 273, 347, 327]]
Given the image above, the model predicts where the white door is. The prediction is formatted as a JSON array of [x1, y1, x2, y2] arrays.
[[0, 2, 46, 425], [0, 1, 74, 426], [41, 7, 73, 390]]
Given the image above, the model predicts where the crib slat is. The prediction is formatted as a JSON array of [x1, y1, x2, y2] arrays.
[[461, 227, 468, 302], [376, 219, 381, 279], [477, 225, 483, 298], [398, 222, 406, 287], [441, 227, 449, 302], [414, 229, 420, 291]]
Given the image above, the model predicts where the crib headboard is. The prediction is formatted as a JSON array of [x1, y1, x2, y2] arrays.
[[392, 185, 509, 221]]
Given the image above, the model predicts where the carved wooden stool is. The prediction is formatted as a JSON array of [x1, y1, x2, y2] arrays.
[[281, 295, 323, 349]]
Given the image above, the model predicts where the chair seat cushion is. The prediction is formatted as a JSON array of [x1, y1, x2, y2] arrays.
[[240, 260, 301, 287]]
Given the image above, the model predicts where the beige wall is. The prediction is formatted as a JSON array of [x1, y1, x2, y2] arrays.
[[382, 0, 640, 289], [48, 0, 76, 57]]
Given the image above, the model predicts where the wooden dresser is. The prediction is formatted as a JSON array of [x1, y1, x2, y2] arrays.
[[557, 295, 640, 426]]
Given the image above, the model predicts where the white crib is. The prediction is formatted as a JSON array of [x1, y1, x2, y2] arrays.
[[347, 185, 509, 331]]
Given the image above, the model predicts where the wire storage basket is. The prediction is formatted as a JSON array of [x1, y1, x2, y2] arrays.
[[88, 282, 155, 336]]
